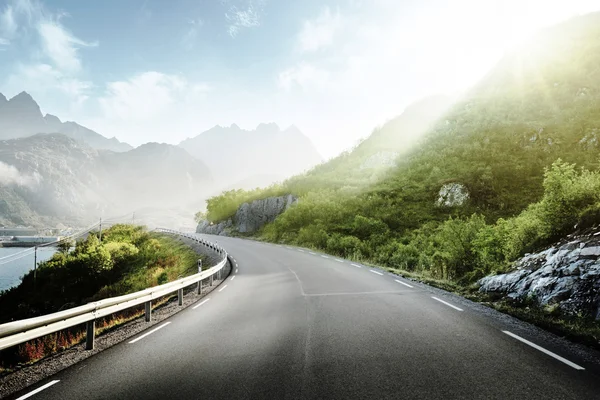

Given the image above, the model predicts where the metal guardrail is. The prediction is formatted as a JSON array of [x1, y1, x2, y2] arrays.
[[0, 229, 228, 351]]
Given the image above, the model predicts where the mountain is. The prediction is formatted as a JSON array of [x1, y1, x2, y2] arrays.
[[179, 123, 322, 189], [202, 12, 600, 282], [0, 134, 213, 227], [0, 91, 132, 152]]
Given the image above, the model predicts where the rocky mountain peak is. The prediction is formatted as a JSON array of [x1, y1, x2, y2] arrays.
[[0, 93, 7, 104]]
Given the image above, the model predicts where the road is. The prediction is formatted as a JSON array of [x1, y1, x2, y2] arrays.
[[8, 235, 600, 399]]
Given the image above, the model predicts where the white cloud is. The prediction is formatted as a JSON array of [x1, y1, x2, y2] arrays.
[[278, 62, 330, 91], [99, 72, 191, 121], [182, 19, 203, 50], [0, 161, 43, 188], [225, 0, 264, 37], [0, 4, 17, 44], [38, 20, 97, 74], [297, 7, 343, 53]]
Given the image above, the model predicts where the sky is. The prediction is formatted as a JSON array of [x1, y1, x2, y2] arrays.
[[1, 0, 599, 159]]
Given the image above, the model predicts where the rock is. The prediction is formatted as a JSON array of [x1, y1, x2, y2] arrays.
[[478, 228, 600, 320], [436, 183, 469, 207], [197, 194, 298, 235]]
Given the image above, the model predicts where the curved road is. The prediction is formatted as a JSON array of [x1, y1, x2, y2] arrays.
[[8, 235, 600, 399]]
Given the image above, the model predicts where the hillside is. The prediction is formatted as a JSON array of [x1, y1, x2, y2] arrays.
[[0, 92, 132, 152], [204, 12, 600, 282], [179, 123, 322, 190], [0, 134, 213, 227]]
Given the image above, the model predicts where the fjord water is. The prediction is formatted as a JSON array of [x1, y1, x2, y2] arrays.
[[0, 248, 56, 291]]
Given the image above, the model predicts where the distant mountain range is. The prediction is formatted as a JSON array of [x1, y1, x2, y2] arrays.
[[179, 123, 322, 190], [0, 91, 324, 227], [0, 134, 213, 227], [0, 92, 132, 152]]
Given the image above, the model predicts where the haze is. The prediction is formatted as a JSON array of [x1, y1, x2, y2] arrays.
[[0, 0, 598, 159]]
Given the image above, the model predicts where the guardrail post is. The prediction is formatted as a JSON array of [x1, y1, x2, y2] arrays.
[[178, 288, 184, 306], [145, 301, 152, 322], [198, 278, 203, 294], [209, 274, 213, 286], [86, 320, 95, 350]]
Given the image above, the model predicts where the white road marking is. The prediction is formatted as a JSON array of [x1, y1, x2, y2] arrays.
[[502, 331, 585, 370], [321, 255, 329, 259], [394, 279, 414, 288], [236, 269, 239, 273], [309, 252, 316, 255], [335, 259, 344, 263], [286, 246, 293, 250], [351, 263, 362, 268], [129, 322, 171, 344], [298, 249, 305, 253], [231, 275, 236, 281], [218, 284, 228, 292], [431, 296, 463, 311], [16, 380, 60, 400], [369, 270, 384, 276], [193, 298, 211, 310]]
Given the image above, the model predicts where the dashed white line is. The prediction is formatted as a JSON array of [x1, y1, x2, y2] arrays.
[[335, 259, 344, 263], [309, 252, 317, 255], [321, 255, 329, 259], [431, 296, 463, 311], [369, 270, 384, 276], [231, 275, 236, 281], [298, 249, 305, 253], [394, 279, 414, 288], [351, 263, 362, 268], [218, 284, 228, 292], [236, 269, 239, 273], [502, 331, 585, 370], [192, 298, 211, 310], [16, 380, 60, 400], [129, 322, 171, 344]]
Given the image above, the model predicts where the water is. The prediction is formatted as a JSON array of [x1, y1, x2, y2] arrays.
[[0, 247, 57, 292]]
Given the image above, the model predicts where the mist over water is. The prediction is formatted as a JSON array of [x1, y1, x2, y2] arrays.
[[0, 248, 56, 292]]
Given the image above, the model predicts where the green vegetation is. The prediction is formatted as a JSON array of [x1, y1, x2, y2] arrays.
[[0, 224, 203, 323], [0, 224, 205, 372], [200, 13, 600, 342]]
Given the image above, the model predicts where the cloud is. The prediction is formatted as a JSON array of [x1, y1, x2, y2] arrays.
[[225, 0, 265, 37], [278, 62, 330, 91], [0, 161, 43, 188], [182, 19, 203, 50], [99, 72, 191, 121], [4, 63, 92, 105], [38, 20, 97, 74], [297, 7, 343, 53], [0, 4, 17, 44]]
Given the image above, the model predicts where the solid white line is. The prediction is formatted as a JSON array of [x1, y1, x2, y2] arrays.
[[394, 279, 414, 288], [369, 270, 384, 276], [502, 331, 585, 370], [129, 322, 171, 344], [218, 284, 228, 292], [192, 298, 211, 309], [335, 259, 344, 263], [16, 380, 60, 400], [231, 275, 236, 281], [309, 252, 316, 255], [321, 255, 329, 259], [351, 263, 362, 268], [431, 296, 463, 311]]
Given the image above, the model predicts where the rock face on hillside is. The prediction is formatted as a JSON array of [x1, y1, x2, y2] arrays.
[[479, 228, 600, 320], [197, 195, 297, 235]]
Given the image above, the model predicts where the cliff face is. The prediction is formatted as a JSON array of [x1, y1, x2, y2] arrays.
[[197, 195, 297, 235], [479, 228, 600, 320]]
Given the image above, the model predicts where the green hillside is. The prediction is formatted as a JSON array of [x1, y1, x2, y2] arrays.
[[204, 12, 600, 283]]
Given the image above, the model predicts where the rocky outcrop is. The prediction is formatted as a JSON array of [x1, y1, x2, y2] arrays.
[[436, 183, 469, 207], [479, 228, 600, 320], [197, 195, 297, 236]]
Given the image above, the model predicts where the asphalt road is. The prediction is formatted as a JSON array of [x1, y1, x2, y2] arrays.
[[8, 235, 600, 400]]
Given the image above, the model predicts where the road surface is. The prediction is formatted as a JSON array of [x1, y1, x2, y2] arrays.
[[8, 235, 600, 399]]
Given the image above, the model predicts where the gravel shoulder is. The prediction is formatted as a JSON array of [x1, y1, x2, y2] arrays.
[[0, 234, 230, 399]]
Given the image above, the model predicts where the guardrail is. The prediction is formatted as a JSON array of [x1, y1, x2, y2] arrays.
[[0, 229, 228, 351]]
